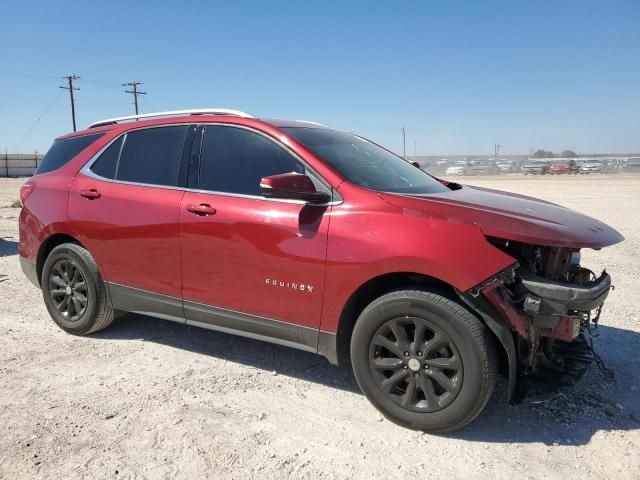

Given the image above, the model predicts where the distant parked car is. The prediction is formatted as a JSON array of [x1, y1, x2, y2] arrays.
[[549, 160, 578, 175], [496, 160, 518, 173], [623, 158, 640, 172], [579, 161, 604, 174], [470, 160, 500, 175], [445, 164, 471, 175], [521, 161, 549, 175]]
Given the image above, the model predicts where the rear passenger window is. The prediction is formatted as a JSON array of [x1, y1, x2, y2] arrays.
[[91, 136, 123, 179], [37, 133, 104, 174], [116, 126, 188, 187], [199, 126, 304, 196]]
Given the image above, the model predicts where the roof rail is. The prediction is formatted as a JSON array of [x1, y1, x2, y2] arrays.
[[87, 108, 254, 129], [294, 120, 329, 127]]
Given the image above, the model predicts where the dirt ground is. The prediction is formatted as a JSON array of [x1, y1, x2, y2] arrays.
[[0, 174, 638, 480]]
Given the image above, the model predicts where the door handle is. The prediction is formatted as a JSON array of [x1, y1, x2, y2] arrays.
[[80, 189, 101, 200], [186, 203, 217, 216]]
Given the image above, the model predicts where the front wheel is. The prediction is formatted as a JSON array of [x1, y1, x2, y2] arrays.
[[42, 243, 115, 335], [350, 289, 497, 433]]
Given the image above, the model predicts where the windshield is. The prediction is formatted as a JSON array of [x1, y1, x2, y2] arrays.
[[282, 127, 449, 194]]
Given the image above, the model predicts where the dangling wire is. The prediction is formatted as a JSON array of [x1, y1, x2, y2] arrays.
[[584, 304, 614, 378]]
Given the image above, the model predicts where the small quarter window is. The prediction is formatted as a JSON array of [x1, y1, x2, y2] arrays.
[[90, 136, 123, 179]]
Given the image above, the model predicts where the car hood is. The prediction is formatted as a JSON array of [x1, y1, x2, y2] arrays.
[[380, 185, 624, 249]]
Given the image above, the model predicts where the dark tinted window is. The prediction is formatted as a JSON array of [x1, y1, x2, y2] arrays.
[[36, 133, 104, 174], [116, 126, 188, 186], [199, 126, 304, 195], [90, 136, 123, 179], [282, 128, 449, 194]]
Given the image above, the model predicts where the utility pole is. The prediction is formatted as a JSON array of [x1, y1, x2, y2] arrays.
[[414, 140, 417, 156], [493, 143, 501, 158], [60, 74, 80, 132], [402, 127, 406, 158], [122, 82, 146, 115]]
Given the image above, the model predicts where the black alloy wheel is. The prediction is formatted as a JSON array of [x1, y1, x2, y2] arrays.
[[42, 243, 115, 335], [48, 258, 88, 322], [351, 289, 498, 432], [369, 316, 463, 412]]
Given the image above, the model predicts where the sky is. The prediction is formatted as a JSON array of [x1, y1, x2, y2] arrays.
[[0, 0, 638, 156]]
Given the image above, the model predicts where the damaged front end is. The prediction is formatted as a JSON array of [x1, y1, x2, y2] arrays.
[[460, 238, 614, 402]]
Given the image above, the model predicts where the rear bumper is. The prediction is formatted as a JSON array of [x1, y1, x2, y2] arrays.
[[20, 256, 40, 288]]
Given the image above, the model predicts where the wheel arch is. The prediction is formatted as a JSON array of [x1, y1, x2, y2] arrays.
[[330, 271, 456, 367], [36, 233, 85, 286], [324, 271, 511, 392]]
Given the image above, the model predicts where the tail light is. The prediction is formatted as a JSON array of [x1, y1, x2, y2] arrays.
[[19, 181, 35, 206]]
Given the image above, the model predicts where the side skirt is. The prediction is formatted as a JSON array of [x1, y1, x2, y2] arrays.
[[107, 282, 185, 322], [183, 300, 318, 354], [106, 282, 337, 360]]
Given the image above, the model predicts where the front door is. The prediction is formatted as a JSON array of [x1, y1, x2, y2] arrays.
[[179, 125, 331, 348]]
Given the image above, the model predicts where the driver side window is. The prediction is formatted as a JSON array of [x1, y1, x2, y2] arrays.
[[198, 125, 305, 196]]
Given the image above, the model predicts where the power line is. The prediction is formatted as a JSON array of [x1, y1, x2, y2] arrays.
[[122, 82, 146, 115], [0, 71, 61, 80], [12, 89, 64, 151], [60, 74, 80, 131]]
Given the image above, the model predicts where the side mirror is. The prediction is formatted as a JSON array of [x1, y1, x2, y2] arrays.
[[260, 173, 331, 204], [410, 161, 421, 168]]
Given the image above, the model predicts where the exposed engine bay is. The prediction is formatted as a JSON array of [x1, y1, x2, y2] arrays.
[[462, 237, 614, 401]]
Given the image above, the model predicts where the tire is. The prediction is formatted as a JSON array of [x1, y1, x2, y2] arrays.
[[350, 289, 497, 433], [41, 243, 114, 335]]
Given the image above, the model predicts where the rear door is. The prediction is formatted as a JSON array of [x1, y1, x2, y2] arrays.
[[179, 124, 332, 347], [68, 124, 195, 319]]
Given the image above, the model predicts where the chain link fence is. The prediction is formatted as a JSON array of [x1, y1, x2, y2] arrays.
[[0, 153, 43, 177]]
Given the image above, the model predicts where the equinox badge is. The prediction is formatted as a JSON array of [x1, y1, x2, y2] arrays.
[[265, 278, 315, 293]]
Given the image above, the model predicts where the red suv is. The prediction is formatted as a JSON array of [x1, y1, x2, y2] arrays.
[[19, 109, 623, 432]]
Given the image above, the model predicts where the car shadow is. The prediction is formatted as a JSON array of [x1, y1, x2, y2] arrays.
[[94, 314, 640, 445], [94, 313, 361, 393], [0, 237, 18, 257]]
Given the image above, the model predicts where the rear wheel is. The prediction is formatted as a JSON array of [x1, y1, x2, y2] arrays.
[[42, 243, 114, 335], [350, 289, 497, 432]]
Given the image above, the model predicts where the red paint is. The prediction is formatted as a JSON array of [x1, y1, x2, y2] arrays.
[[67, 176, 185, 298], [179, 192, 329, 328], [380, 185, 623, 249], [19, 114, 624, 338]]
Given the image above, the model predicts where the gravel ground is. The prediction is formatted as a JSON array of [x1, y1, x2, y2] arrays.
[[0, 174, 638, 479]]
